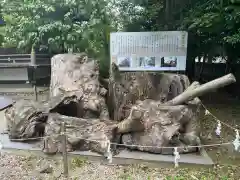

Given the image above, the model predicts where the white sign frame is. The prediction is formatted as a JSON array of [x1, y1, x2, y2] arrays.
[[110, 31, 188, 71]]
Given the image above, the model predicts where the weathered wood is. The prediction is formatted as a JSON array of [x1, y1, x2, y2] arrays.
[[184, 81, 200, 91], [165, 74, 236, 106], [115, 74, 236, 154], [50, 53, 109, 119], [5, 93, 82, 140], [4, 53, 237, 156], [43, 113, 118, 155], [117, 99, 201, 154], [108, 65, 191, 121]]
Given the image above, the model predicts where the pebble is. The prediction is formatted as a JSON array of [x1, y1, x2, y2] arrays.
[[39, 164, 53, 174]]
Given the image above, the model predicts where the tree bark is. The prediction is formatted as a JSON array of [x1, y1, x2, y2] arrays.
[[117, 73, 236, 132]]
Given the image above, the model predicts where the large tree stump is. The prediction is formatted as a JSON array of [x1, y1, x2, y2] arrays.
[[5, 53, 117, 156], [116, 74, 236, 154], [108, 63, 190, 121], [5, 87, 119, 156], [118, 98, 201, 154], [4, 52, 236, 157], [50, 53, 109, 120]]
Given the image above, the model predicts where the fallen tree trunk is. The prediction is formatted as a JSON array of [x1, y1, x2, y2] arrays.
[[43, 113, 118, 155], [166, 73, 236, 106], [5, 92, 83, 140]]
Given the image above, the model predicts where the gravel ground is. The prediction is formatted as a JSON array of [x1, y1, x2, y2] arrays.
[[0, 90, 240, 179], [0, 153, 167, 180], [0, 152, 239, 180]]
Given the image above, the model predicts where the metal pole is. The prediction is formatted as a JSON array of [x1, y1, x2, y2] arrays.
[[61, 122, 69, 177]]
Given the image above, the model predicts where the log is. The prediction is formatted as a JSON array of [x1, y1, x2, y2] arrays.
[[5, 93, 82, 140], [43, 113, 118, 155], [165, 73, 236, 106]]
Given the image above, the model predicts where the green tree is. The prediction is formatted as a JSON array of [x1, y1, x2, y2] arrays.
[[3, 0, 240, 78], [2, 0, 113, 52], [2, 0, 118, 77], [181, 0, 240, 76], [122, 0, 240, 76], [0, 3, 4, 46]]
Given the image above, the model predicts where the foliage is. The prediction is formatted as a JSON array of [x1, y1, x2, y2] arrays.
[[0, 4, 4, 46], [71, 157, 87, 169], [120, 0, 240, 56], [2, 0, 240, 76], [120, 0, 240, 76], [2, 0, 115, 52], [0, 27, 3, 46], [181, 1, 240, 48], [1, 0, 119, 77]]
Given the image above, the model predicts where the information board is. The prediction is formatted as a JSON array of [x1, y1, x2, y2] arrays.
[[110, 31, 188, 71]]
